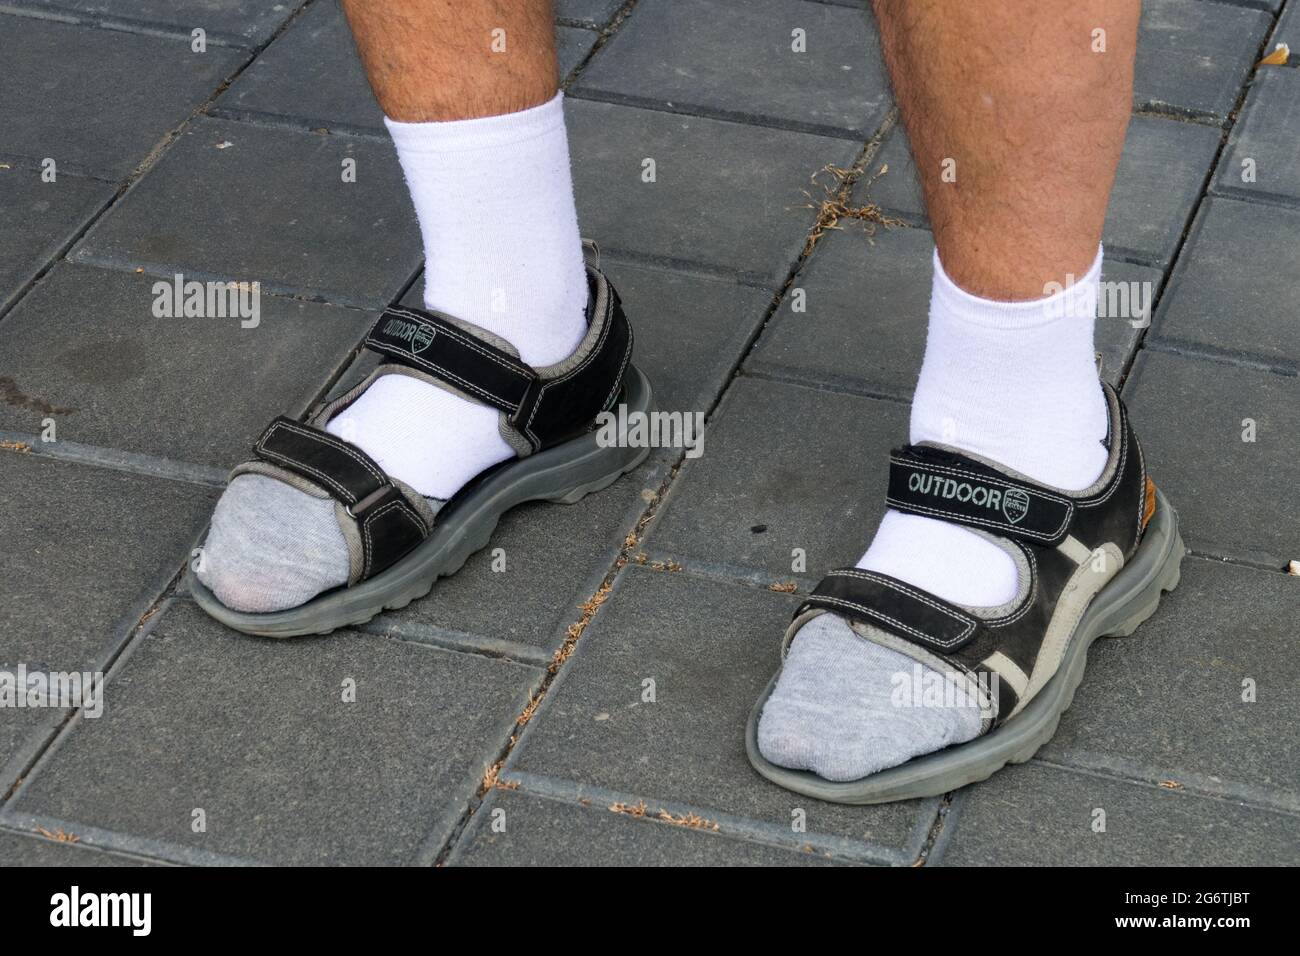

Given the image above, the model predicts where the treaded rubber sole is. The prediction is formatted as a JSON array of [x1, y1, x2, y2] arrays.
[[745, 489, 1185, 805], [190, 365, 654, 638]]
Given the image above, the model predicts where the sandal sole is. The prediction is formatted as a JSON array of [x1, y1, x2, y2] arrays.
[[190, 366, 654, 638], [745, 488, 1185, 804]]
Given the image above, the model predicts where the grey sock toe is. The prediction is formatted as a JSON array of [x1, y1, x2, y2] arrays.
[[757, 613, 983, 782], [197, 474, 350, 613]]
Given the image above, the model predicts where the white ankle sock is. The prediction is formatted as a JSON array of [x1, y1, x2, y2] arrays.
[[387, 91, 587, 366], [327, 92, 588, 500], [859, 245, 1109, 607], [910, 245, 1109, 488]]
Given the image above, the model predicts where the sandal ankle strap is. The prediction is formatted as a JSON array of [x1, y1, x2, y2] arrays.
[[362, 264, 632, 454]]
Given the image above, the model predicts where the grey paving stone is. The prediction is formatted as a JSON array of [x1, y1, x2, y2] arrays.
[[1039, 555, 1299, 802], [556, 0, 623, 28], [1246, 0, 1286, 11], [1224, 0, 1284, 14], [747, 225, 1153, 397], [451, 789, 846, 866], [508, 567, 933, 860], [217, 1, 595, 133], [0, 829, 156, 866], [0, 262, 370, 469], [0, 710, 48, 791], [368, 464, 655, 657], [852, 115, 1221, 267], [567, 98, 859, 283], [553, 255, 775, 416], [1152, 197, 1300, 370], [574, 0, 889, 139], [1093, 260, 1162, 380], [0, 167, 114, 314], [0, 454, 218, 771], [1274, 0, 1300, 50], [644, 376, 907, 580], [9, 600, 541, 865], [216, 0, 382, 131], [1214, 69, 1300, 207], [11, 0, 302, 45], [936, 761, 1298, 866], [748, 224, 932, 400], [557, 25, 600, 79], [852, 126, 923, 224], [72, 117, 422, 307], [0, 14, 243, 179], [1124, 349, 1300, 569], [1103, 115, 1222, 266], [1134, 0, 1270, 121]]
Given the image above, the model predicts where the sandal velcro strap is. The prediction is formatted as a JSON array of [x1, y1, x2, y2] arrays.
[[798, 569, 980, 654], [361, 268, 632, 454], [886, 446, 1075, 545], [253, 416, 427, 578], [795, 568, 1021, 718], [365, 306, 536, 417]]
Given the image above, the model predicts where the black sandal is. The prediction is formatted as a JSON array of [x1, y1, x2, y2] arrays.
[[191, 262, 652, 637], [747, 382, 1184, 803]]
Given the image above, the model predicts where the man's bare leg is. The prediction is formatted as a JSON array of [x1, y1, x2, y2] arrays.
[[198, 2, 589, 613], [341, 0, 558, 121], [759, 1, 1140, 781], [883, 1, 1135, 299]]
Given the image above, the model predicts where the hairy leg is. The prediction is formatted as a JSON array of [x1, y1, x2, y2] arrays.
[[876, 0, 1138, 298], [341, 0, 559, 121]]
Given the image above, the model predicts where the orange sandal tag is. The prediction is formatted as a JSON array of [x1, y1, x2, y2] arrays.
[[1142, 476, 1157, 530]]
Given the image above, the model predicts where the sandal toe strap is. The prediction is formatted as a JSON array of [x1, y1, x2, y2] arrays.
[[793, 569, 1023, 721], [798, 569, 979, 654], [252, 416, 427, 580]]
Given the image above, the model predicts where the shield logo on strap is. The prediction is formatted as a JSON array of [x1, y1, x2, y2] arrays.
[[1002, 488, 1030, 525], [411, 326, 435, 354]]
